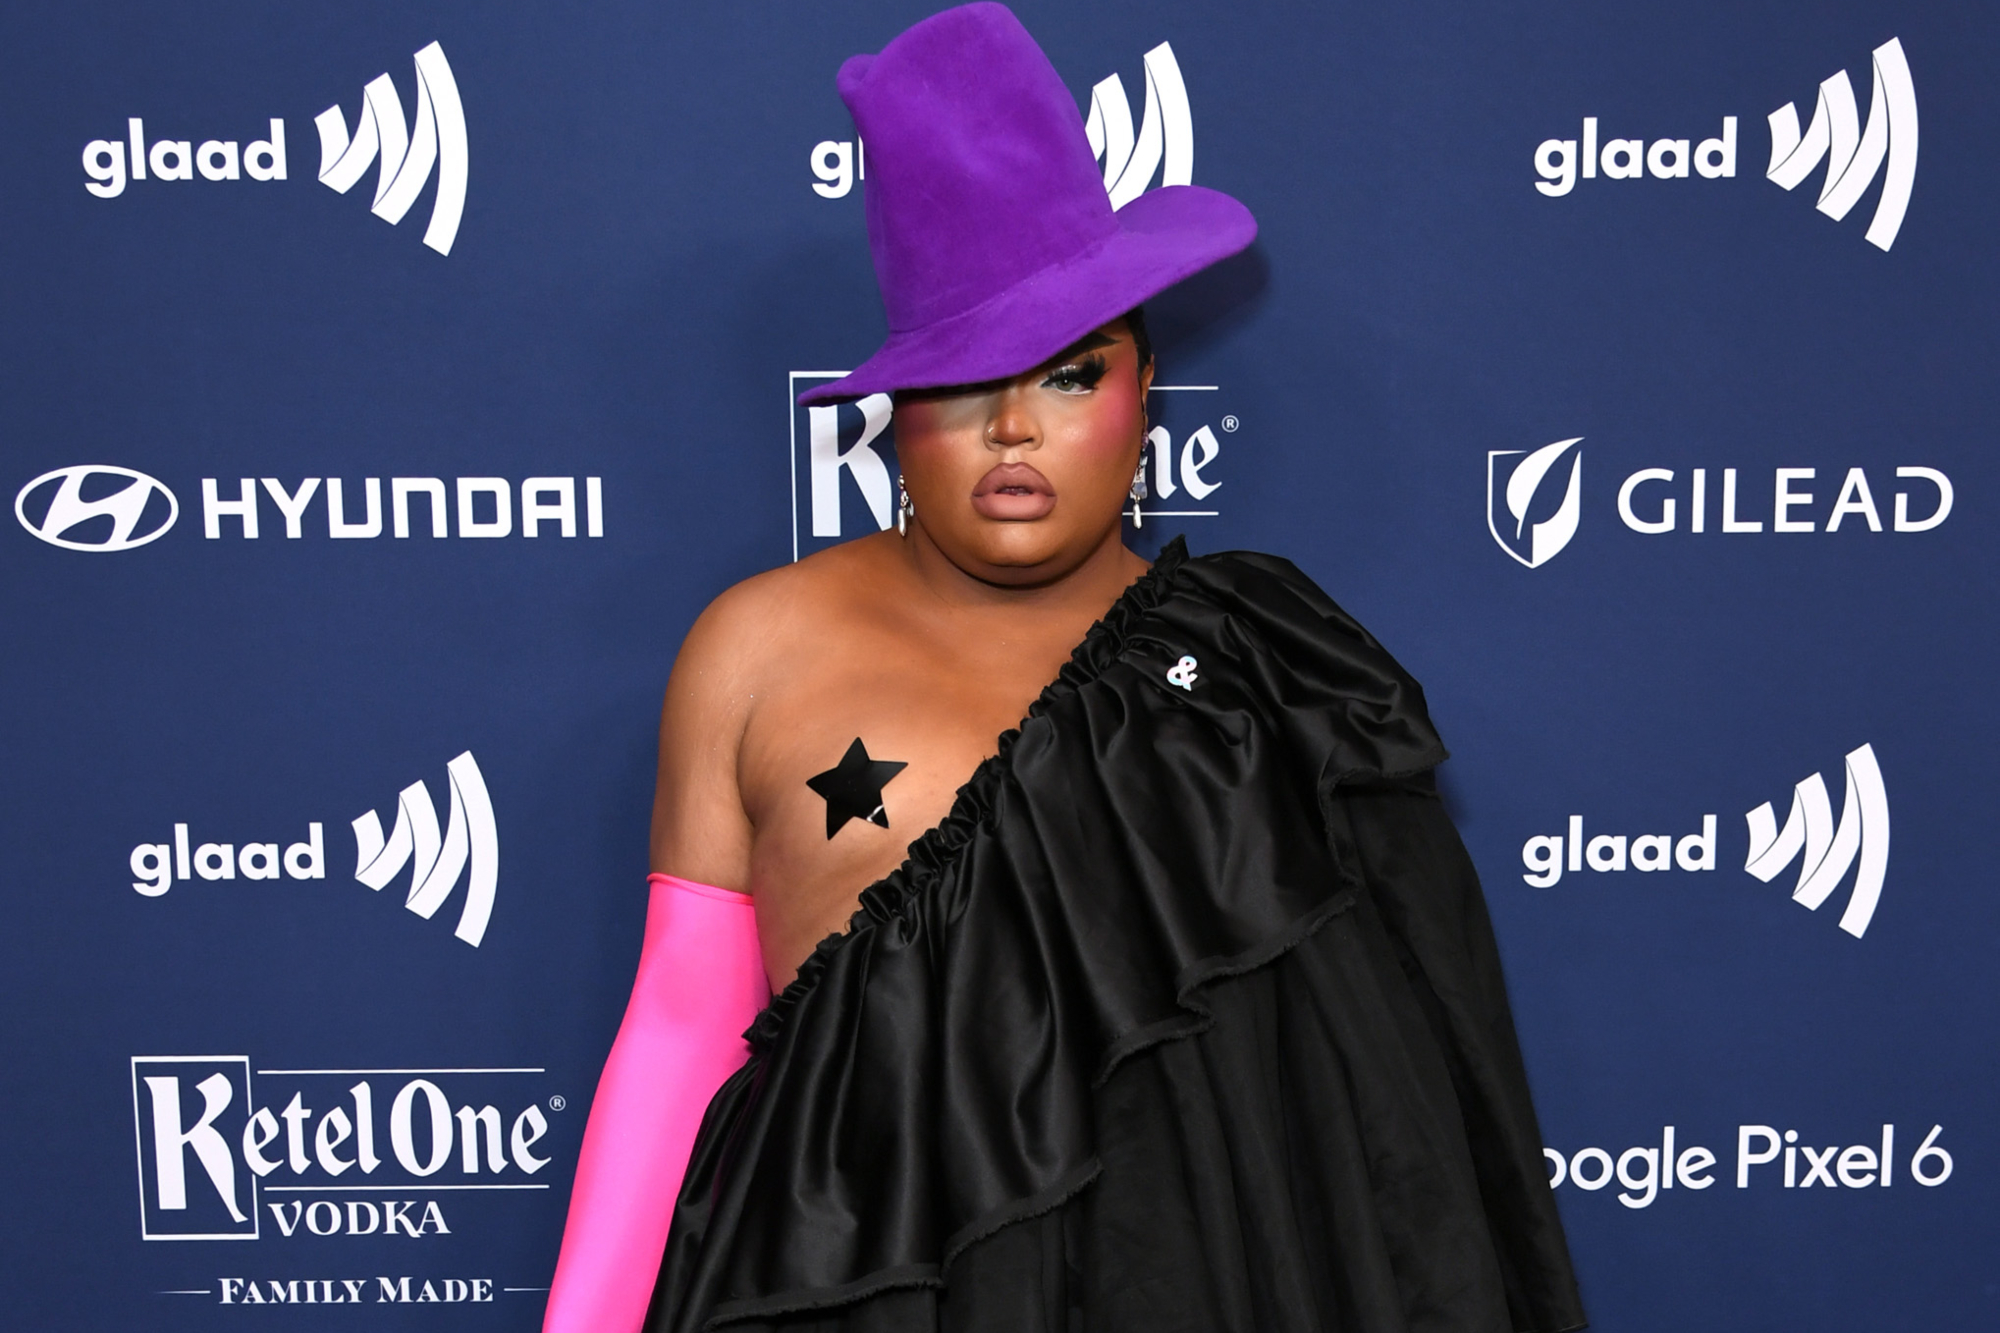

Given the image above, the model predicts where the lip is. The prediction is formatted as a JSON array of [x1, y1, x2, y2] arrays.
[[970, 462, 1056, 520]]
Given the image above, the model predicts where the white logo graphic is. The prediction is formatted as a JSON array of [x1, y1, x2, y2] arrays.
[[787, 376, 1228, 560], [1164, 655, 1199, 691], [1543, 1121, 1951, 1210], [1084, 41, 1193, 208], [21, 468, 603, 550], [1767, 39, 1917, 252], [811, 41, 1191, 205], [314, 41, 467, 255], [131, 1058, 556, 1242], [83, 119, 287, 199], [352, 752, 498, 947], [129, 823, 325, 897], [1487, 438, 1583, 568], [1529, 37, 1917, 251], [1744, 742, 1889, 938], [792, 383, 896, 551], [1491, 451, 1952, 566], [1521, 815, 1717, 887], [15, 465, 178, 552]]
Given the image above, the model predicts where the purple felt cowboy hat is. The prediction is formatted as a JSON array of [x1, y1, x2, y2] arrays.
[[797, 2, 1256, 405]]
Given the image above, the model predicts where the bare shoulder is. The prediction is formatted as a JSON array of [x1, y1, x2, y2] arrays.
[[675, 538, 892, 686], [650, 537, 900, 882]]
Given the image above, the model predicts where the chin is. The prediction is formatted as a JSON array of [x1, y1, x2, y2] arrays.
[[955, 523, 1073, 573]]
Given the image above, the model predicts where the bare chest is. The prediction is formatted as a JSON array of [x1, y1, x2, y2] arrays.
[[737, 632, 1066, 978]]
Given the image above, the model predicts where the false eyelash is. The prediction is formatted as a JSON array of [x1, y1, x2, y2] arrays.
[[1044, 353, 1109, 390]]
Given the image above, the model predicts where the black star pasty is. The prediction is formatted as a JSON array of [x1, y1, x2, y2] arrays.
[[806, 738, 909, 839]]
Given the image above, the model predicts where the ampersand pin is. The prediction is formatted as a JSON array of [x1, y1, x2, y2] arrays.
[[1165, 655, 1199, 691]]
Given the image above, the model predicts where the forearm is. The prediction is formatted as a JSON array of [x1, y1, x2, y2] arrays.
[[543, 874, 765, 1333]]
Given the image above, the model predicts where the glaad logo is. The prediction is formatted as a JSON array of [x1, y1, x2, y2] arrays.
[[1518, 743, 1890, 939], [83, 120, 288, 198], [787, 373, 1230, 560], [811, 41, 1191, 204], [353, 752, 498, 948], [14, 464, 178, 552], [1766, 39, 1917, 253], [314, 42, 468, 256], [1485, 443, 1952, 567], [128, 752, 498, 948], [1744, 742, 1888, 938], [1487, 438, 1583, 568], [1530, 37, 1918, 251], [1083, 41, 1193, 208], [78, 40, 466, 256], [131, 1058, 557, 1242]]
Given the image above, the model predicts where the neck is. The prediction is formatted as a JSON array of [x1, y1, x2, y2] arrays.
[[895, 522, 1147, 619]]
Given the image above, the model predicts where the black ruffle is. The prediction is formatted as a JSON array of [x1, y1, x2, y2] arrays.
[[652, 539, 1584, 1333]]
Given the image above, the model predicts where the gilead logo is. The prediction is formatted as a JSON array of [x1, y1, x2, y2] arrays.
[[1486, 444, 1952, 568], [1488, 439, 1583, 568]]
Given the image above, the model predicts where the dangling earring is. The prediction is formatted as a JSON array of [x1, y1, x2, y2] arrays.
[[897, 474, 913, 536], [1129, 460, 1149, 528]]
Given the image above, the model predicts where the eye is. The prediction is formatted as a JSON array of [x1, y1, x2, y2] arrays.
[[1042, 353, 1108, 395]]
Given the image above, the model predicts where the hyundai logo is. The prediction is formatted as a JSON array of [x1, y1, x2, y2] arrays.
[[14, 465, 179, 551]]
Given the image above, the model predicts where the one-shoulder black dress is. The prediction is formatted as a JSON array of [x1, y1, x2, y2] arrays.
[[649, 539, 1585, 1333]]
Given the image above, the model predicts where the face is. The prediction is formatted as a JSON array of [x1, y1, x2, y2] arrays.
[[892, 319, 1154, 586]]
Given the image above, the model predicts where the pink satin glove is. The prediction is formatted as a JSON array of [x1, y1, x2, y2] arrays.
[[543, 874, 766, 1333]]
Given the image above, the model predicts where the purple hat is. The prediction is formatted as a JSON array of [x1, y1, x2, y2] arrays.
[[797, 3, 1256, 405]]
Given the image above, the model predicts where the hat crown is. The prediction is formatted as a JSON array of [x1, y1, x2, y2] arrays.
[[840, 3, 1117, 336]]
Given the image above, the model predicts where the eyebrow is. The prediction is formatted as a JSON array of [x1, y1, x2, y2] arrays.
[[899, 331, 1122, 402], [1047, 330, 1117, 363]]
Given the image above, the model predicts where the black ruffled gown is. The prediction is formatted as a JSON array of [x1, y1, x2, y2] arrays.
[[648, 539, 1585, 1333]]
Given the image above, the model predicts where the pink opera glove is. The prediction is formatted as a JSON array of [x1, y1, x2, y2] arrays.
[[543, 873, 766, 1333]]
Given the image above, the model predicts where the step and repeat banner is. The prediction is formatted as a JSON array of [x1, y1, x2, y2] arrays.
[[2, 1, 1990, 1328]]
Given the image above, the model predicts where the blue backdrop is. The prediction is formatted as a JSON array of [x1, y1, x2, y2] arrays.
[[3, 1, 1990, 1327]]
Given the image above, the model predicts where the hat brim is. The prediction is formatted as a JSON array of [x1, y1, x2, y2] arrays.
[[797, 185, 1255, 405]]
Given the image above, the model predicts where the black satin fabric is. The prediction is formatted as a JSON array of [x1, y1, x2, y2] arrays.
[[649, 540, 1585, 1333]]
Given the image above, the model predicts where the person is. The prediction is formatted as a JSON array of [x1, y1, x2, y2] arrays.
[[547, 6, 1586, 1332]]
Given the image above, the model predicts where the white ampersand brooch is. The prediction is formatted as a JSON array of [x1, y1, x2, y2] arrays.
[[1165, 655, 1199, 691]]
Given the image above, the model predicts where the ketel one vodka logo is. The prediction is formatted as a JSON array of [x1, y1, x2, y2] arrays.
[[1488, 438, 1583, 568], [131, 1059, 557, 1241], [786, 374, 1231, 560]]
